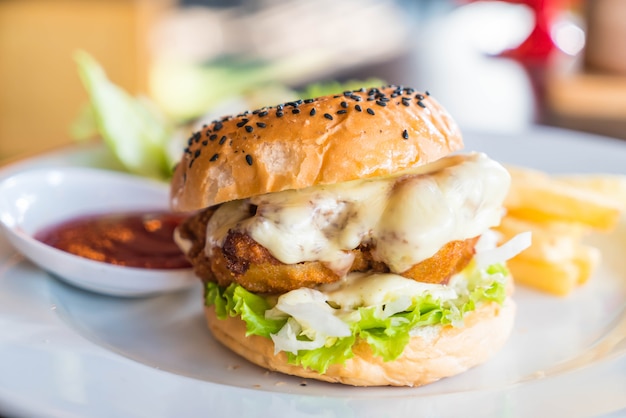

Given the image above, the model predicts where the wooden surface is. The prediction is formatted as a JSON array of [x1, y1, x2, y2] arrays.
[[542, 0, 626, 141], [547, 71, 626, 120], [0, 0, 172, 163], [544, 64, 626, 141]]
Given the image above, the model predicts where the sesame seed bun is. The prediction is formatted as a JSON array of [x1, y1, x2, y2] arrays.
[[205, 294, 516, 387], [170, 86, 463, 211]]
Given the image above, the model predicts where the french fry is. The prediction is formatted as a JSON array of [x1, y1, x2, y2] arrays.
[[500, 166, 623, 296], [505, 166, 621, 231], [496, 216, 585, 260], [506, 254, 581, 296], [505, 243, 600, 295], [573, 245, 601, 285], [496, 216, 601, 295], [556, 174, 626, 209], [497, 215, 587, 242]]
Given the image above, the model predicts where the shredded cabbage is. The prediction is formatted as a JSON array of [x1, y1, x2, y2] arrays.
[[265, 288, 351, 339], [475, 231, 532, 268]]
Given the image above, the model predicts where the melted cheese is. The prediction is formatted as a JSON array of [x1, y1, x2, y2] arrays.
[[318, 272, 457, 310], [206, 152, 510, 274]]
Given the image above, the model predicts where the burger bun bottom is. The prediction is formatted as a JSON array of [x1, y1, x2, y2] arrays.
[[205, 296, 516, 387]]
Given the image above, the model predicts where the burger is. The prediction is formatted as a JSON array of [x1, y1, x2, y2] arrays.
[[170, 85, 529, 387]]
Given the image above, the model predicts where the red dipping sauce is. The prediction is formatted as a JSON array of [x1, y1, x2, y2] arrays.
[[35, 211, 191, 269]]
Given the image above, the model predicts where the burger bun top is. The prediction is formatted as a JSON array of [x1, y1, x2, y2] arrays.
[[170, 85, 463, 212]]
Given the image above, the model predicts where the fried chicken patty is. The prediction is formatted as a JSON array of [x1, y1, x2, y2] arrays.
[[178, 208, 478, 294]]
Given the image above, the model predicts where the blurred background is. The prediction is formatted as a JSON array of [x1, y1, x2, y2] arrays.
[[1, 0, 625, 164]]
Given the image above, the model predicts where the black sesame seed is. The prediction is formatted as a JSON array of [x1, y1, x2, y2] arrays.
[[367, 96, 376, 101], [277, 111, 284, 117], [341, 101, 348, 108], [323, 113, 333, 120], [209, 134, 217, 141], [202, 140, 208, 146], [277, 104, 284, 110], [416, 94, 425, 100], [219, 136, 227, 145], [367, 108, 375, 115], [214, 122, 223, 131], [210, 153, 219, 161], [379, 97, 390, 102], [425, 91, 431, 96], [376, 100, 387, 107], [402, 129, 409, 140], [245, 154, 253, 166], [304, 98, 315, 104], [310, 108, 316, 116], [417, 101, 426, 108], [355, 104, 362, 112], [236, 119, 249, 128], [245, 125, 253, 133], [292, 108, 300, 114], [337, 109, 347, 114], [258, 111, 268, 117], [194, 150, 201, 158], [256, 122, 266, 128]]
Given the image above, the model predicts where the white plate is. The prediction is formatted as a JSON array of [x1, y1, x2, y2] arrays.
[[0, 127, 625, 418]]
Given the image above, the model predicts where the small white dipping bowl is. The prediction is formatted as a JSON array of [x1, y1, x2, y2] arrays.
[[0, 167, 197, 297]]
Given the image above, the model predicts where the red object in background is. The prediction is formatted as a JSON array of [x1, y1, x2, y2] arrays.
[[462, 0, 570, 121], [497, 0, 566, 64], [462, 0, 568, 64], [497, 0, 569, 122]]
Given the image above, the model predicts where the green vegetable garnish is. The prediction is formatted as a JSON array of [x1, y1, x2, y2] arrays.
[[298, 78, 385, 100], [73, 50, 174, 180]]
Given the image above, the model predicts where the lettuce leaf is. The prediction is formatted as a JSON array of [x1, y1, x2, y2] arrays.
[[74, 50, 174, 180], [206, 282, 285, 338], [205, 264, 509, 374]]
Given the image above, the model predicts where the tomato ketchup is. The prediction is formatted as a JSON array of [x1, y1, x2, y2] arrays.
[[35, 211, 191, 269]]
